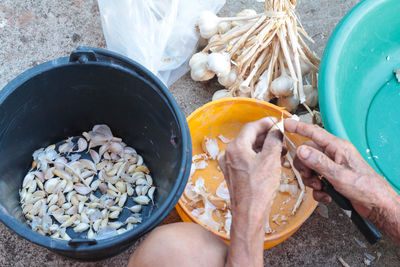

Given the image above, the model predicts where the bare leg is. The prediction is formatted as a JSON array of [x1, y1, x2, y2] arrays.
[[128, 223, 228, 267]]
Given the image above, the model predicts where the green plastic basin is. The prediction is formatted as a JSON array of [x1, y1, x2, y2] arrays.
[[319, 0, 400, 192]]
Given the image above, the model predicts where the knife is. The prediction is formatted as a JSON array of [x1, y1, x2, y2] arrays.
[[264, 112, 382, 244]]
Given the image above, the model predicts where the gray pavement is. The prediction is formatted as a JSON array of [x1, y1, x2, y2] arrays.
[[0, 0, 399, 266]]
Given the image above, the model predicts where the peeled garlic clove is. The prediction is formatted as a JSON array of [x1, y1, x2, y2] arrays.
[[133, 196, 150, 205], [74, 183, 91, 195], [115, 181, 127, 193], [22, 173, 34, 188], [91, 180, 101, 191], [87, 228, 95, 239], [118, 193, 127, 207], [145, 175, 153, 186], [270, 73, 293, 97], [141, 185, 150, 196], [201, 137, 219, 160], [148, 187, 156, 203], [207, 52, 231, 77], [60, 214, 77, 228], [277, 94, 299, 113], [303, 85, 318, 107], [79, 159, 96, 172], [73, 223, 90, 233], [75, 138, 88, 153], [90, 150, 100, 164], [65, 205, 78, 215], [125, 216, 140, 224], [126, 183, 134, 196], [109, 142, 124, 155], [127, 205, 142, 213], [198, 11, 220, 39], [53, 169, 72, 181], [108, 210, 121, 219], [136, 178, 148, 186], [108, 221, 124, 230], [44, 178, 59, 194]]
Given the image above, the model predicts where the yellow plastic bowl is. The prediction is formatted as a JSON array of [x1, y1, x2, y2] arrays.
[[176, 98, 317, 249]]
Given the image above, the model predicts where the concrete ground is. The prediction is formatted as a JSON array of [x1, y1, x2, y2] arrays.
[[0, 0, 399, 266]]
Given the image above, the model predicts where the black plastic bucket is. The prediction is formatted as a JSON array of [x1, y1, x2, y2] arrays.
[[0, 47, 191, 260]]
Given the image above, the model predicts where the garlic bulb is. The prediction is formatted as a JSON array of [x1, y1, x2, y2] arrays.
[[218, 21, 232, 35], [207, 52, 231, 77], [304, 85, 318, 107], [277, 93, 299, 113], [270, 71, 293, 97], [189, 52, 215, 81], [253, 70, 272, 101], [198, 11, 220, 39], [300, 60, 311, 76], [212, 89, 231, 101], [232, 9, 257, 27], [218, 68, 237, 88]]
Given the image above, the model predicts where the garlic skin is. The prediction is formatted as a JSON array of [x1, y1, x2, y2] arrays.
[[207, 52, 231, 77], [218, 21, 232, 35], [304, 85, 318, 107], [212, 89, 231, 101], [270, 72, 293, 97], [189, 52, 215, 81], [232, 9, 257, 27], [277, 93, 299, 113], [202, 137, 220, 159], [198, 11, 220, 39], [218, 68, 237, 88]]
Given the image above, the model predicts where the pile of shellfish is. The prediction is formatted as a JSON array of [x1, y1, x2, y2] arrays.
[[19, 125, 155, 240]]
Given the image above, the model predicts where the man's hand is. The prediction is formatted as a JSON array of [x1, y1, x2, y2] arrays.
[[218, 117, 283, 267], [285, 119, 400, 246]]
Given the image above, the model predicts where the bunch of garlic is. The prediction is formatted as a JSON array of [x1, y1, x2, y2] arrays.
[[190, 1, 321, 113]]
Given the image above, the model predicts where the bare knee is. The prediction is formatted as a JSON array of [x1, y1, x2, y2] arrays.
[[128, 223, 228, 267]]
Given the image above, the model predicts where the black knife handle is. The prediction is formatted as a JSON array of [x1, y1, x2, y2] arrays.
[[321, 178, 382, 244]]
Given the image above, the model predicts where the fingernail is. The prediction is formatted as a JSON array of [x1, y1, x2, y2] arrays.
[[299, 146, 311, 159]]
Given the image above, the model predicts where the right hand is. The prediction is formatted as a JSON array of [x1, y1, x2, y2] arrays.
[[284, 119, 397, 220]]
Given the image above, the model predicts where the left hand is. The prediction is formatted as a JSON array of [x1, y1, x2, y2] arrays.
[[218, 117, 283, 221]]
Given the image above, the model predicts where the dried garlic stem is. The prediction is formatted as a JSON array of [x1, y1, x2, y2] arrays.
[[277, 27, 298, 98], [285, 18, 305, 102], [204, 23, 254, 52], [298, 35, 320, 66], [227, 15, 266, 56]]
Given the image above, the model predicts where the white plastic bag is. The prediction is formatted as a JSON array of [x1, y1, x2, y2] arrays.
[[98, 0, 225, 86]]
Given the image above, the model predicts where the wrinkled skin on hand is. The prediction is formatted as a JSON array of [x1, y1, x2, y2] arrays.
[[218, 117, 284, 267], [218, 117, 284, 218], [284, 119, 399, 230]]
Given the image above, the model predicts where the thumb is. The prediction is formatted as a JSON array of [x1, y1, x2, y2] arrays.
[[297, 145, 343, 181]]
